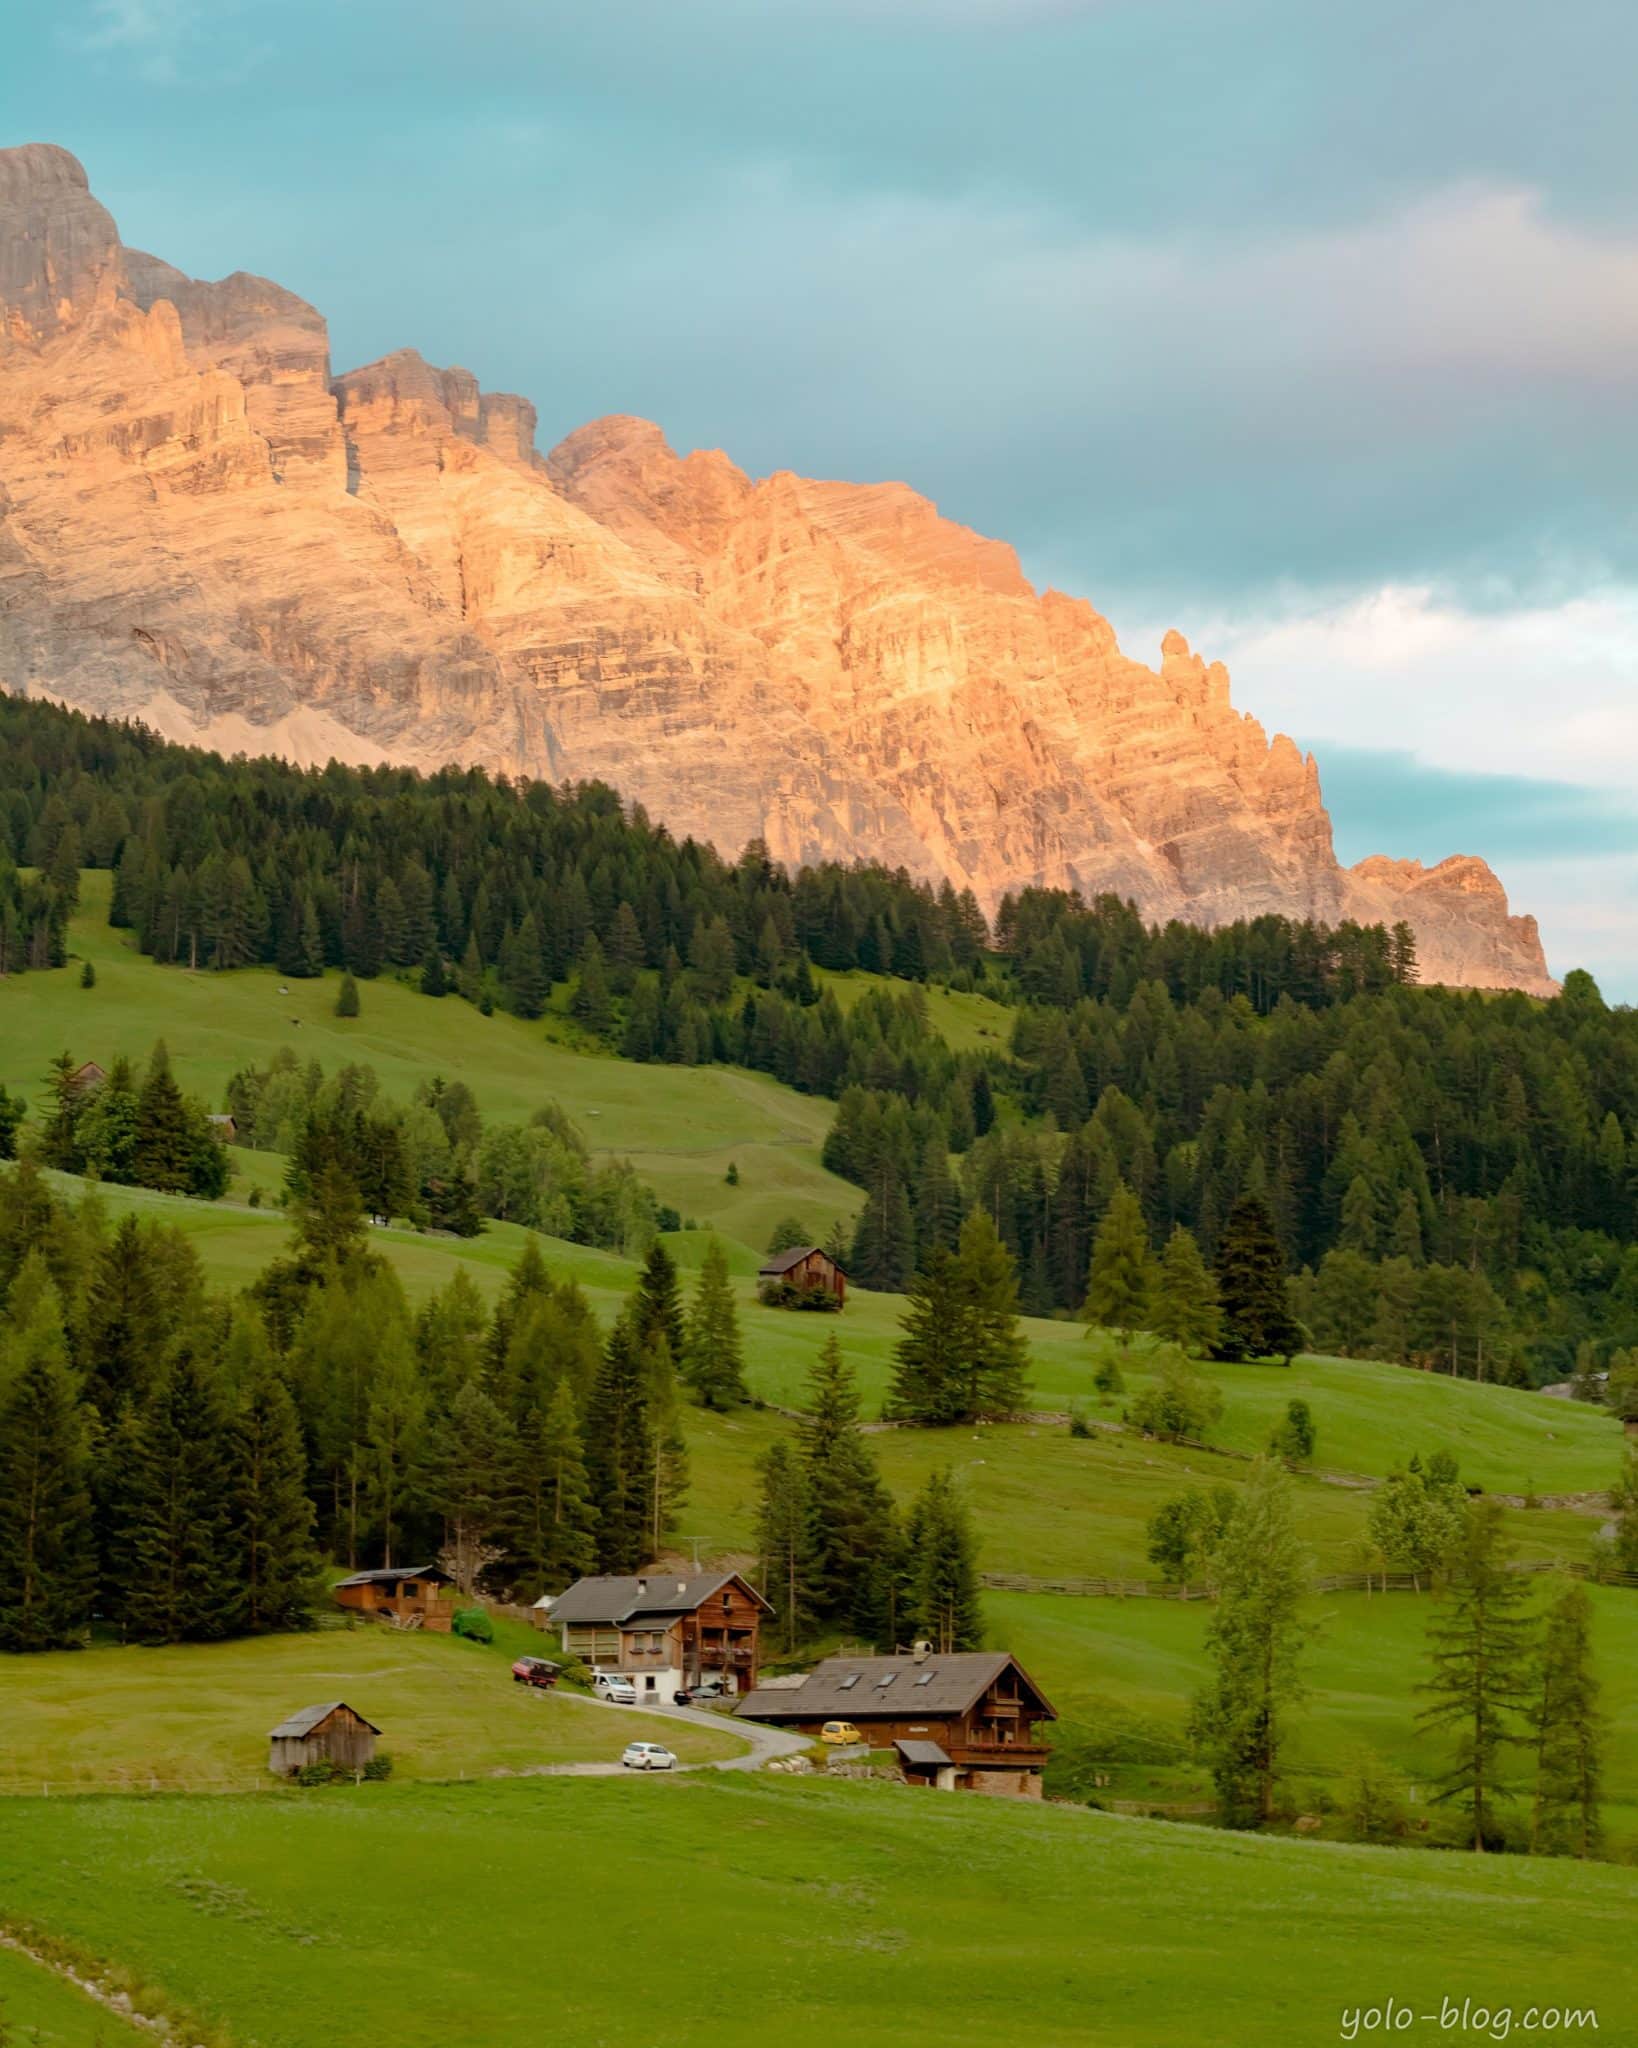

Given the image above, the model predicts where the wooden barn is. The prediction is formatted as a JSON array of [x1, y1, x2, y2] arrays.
[[333, 1564, 456, 1631], [267, 1701, 380, 1776], [757, 1244, 847, 1305]]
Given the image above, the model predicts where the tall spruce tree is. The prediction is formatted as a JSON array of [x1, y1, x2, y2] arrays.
[[905, 1468, 983, 1653], [131, 1042, 194, 1194], [1418, 1499, 1537, 1851], [584, 1311, 652, 1571], [0, 1345, 96, 1650], [756, 1438, 813, 1655], [1084, 1183, 1156, 1345], [112, 1350, 241, 1644], [849, 1164, 915, 1293], [681, 1238, 748, 1409], [800, 1334, 897, 1635], [1150, 1225, 1224, 1357], [634, 1239, 686, 1369], [887, 1248, 968, 1424], [641, 1330, 690, 1558], [230, 1364, 322, 1633], [501, 1380, 598, 1595], [1530, 1581, 1603, 1858], [1188, 1459, 1310, 1828], [952, 1208, 1030, 1420], [1212, 1197, 1303, 1363], [425, 1380, 516, 1593]]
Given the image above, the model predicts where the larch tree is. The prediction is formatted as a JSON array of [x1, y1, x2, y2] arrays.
[[1149, 1225, 1224, 1357], [1418, 1499, 1537, 1851], [756, 1438, 814, 1655], [1084, 1184, 1156, 1346], [1530, 1580, 1603, 1859], [1188, 1459, 1310, 1828]]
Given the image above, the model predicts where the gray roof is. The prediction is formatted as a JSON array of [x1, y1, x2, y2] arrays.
[[895, 1738, 953, 1768], [757, 1244, 844, 1277], [735, 1651, 1055, 1723], [333, 1564, 449, 1589], [550, 1571, 771, 1626], [268, 1701, 381, 1739]]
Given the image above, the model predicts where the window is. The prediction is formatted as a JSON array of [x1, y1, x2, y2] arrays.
[[914, 1672, 934, 1686], [838, 1673, 860, 1691], [875, 1672, 897, 1690]]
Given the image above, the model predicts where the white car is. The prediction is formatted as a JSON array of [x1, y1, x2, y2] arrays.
[[593, 1673, 637, 1704], [621, 1741, 677, 1771]]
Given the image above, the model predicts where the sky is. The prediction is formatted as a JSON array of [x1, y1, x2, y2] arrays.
[[6, 0, 1636, 995]]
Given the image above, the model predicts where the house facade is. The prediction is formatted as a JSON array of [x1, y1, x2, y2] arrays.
[[333, 1565, 456, 1631], [550, 1572, 769, 1699], [735, 1650, 1055, 1797], [757, 1245, 847, 1304]]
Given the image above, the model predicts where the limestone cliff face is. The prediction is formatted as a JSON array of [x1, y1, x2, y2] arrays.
[[0, 145, 1555, 994]]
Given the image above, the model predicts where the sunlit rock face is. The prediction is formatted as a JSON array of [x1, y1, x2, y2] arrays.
[[0, 145, 1553, 994]]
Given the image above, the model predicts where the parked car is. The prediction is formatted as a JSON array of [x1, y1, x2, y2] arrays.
[[593, 1672, 637, 1704], [672, 1687, 694, 1706], [510, 1656, 560, 1689], [691, 1679, 728, 1701], [820, 1719, 863, 1745], [621, 1741, 677, 1771]]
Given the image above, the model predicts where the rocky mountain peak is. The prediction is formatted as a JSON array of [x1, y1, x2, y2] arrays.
[[0, 145, 1557, 995]]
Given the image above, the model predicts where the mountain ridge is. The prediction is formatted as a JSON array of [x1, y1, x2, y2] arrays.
[[0, 143, 1554, 993]]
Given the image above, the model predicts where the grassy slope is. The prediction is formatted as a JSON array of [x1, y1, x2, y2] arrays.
[[4, 874, 862, 1255], [991, 1585, 1638, 1850], [0, 1942, 148, 2045], [0, 1776, 1632, 2048], [0, 1629, 742, 1795]]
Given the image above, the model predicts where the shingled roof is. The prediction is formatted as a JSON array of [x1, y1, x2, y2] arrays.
[[734, 1651, 1054, 1723], [550, 1571, 771, 1626], [756, 1244, 846, 1277], [268, 1701, 381, 1739]]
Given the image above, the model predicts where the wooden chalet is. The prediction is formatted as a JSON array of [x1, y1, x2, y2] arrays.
[[551, 1571, 770, 1700], [268, 1701, 379, 1775], [207, 1113, 237, 1143], [332, 1564, 456, 1632], [757, 1244, 846, 1305], [68, 1060, 107, 1095], [736, 1650, 1055, 1797]]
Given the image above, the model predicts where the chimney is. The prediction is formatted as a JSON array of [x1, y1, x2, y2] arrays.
[[677, 1580, 688, 1596]]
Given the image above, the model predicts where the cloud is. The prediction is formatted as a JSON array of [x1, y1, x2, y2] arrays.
[[60, 0, 267, 86]]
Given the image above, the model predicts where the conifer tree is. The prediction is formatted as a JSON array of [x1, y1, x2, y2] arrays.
[[230, 1364, 321, 1632], [425, 1379, 516, 1593], [335, 971, 360, 1018], [641, 1330, 690, 1557], [681, 1238, 748, 1409], [1150, 1225, 1224, 1357], [887, 1248, 967, 1424], [1530, 1581, 1603, 1858], [756, 1438, 813, 1655], [570, 935, 612, 1033], [905, 1468, 983, 1653], [1212, 1197, 1303, 1363], [1418, 1499, 1537, 1851], [584, 1312, 652, 1571], [131, 1042, 194, 1194], [112, 1350, 241, 1644], [1084, 1183, 1156, 1345], [952, 1208, 1030, 1420], [634, 1239, 686, 1368], [420, 947, 448, 997], [849, 1165, 915, 1292], [800, 1334, 897, 1631], [362, 1327, 425, 1570], [1188, 1460, 1310, 1827], [0, 1344, 96, 1650], [502, 1379, 597, 1594]]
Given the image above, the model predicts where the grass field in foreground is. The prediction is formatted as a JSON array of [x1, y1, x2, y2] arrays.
[[0, 1629, 742, 1795], [0, 1941, 146, 2045], [0, 1775, 1632, 2048], [992, 1584, 1638, 1850]]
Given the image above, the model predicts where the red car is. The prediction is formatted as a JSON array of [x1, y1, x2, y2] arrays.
[[511, 1656, 560, 1689]]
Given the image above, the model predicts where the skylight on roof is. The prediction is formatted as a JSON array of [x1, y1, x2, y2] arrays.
[[875, 1671, 897, 1689], [915, 1670, 934, 1685], [837, 1673, 860, 1690]]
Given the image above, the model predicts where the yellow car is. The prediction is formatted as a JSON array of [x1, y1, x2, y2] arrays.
[[820, 1719, 862, 1745]]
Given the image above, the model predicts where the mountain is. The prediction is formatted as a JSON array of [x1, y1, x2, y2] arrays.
[[0, 143, 1553, 993]]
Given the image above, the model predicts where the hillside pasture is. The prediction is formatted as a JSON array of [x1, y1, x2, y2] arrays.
[[0, 1773, 1632, 2048]]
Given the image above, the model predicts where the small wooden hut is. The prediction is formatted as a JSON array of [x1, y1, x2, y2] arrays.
[[268, 1701, 380, 1776]]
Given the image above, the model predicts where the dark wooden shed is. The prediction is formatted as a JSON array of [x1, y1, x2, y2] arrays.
[[268, 1701, 380, 1776]]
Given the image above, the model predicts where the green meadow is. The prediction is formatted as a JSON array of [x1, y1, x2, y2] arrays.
[[0, 1774, 1632, 2048]]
